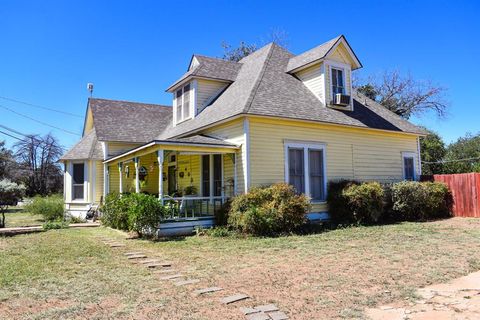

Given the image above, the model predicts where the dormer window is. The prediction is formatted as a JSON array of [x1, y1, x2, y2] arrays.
[[175, 83, 191, 123], [331, 68, 345, 95]]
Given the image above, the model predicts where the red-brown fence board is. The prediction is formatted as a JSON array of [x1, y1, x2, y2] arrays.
[[422, 173, 480, 218]]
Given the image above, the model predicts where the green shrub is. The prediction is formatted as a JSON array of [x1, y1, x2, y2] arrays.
[[215, 200, 231, 226], [327, 180, 360, 225], [125, 193, 165, 235], [42, 220, 69, 230], [100, 193, 165, 235], [343, 182, 385, 224], [228, 183, 310, 236], [391, 181, 452, 221], [25, 194, 64, 222], [100, 192, 130, 230], [0, 179, 25, 228], [206, 226, 234, 237]]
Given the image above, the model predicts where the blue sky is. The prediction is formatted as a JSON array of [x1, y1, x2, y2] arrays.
[[1, 0, 479, 151]]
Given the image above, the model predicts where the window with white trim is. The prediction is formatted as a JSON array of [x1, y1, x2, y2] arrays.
[[72, 163, 85, 200], [331, 67, 345, 95], [402, 152, 416, 181], [285, 142, 326, 201], [175, 83, 191, 123]]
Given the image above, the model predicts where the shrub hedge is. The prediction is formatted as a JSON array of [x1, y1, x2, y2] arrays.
[[328, 180, 452, 225], [101, 193, 165, 235], [25, 194, 65, 222], [228, 183, 310, 236]]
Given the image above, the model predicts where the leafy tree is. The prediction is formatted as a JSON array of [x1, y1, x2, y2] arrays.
[[0, 179, 25, 228], [14, 133, 64, 196], [0, 140, 17, 180], [443, 133, 480, 173], [420, 129, 446, 175], [355, 70, 448, 119]]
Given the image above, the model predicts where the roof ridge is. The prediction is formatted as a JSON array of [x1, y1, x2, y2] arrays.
[[242, 43, 276, 114], [89, 97, 171, 108]]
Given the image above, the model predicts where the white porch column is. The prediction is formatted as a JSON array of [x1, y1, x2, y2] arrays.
[[134, 157, 140, 193], [118, 162, 123, 194], [157, 150, 164, 202], [209, 154, 214, 203], [103, 163, 109, 198], [233, 153, 237, 195]]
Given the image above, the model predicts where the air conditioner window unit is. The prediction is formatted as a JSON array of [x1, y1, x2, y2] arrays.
[[333, 93, 351, 106]]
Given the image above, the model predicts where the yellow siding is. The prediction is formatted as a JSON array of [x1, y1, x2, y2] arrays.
[[328, 42, 355, 65], [248, 117, 420, 212], [196, 79, 228, 113], [95, 161, 104, 202], [295, 63, 325, 105], [203, 118, 245, 194], [83, 108, 94, 135], [108, 142, 141, 157]]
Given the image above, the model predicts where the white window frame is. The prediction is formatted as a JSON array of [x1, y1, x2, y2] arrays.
[[331, 67, 345, 96], [326, 60, 353, 109], [402, 152, 417, 181], [71, 161, 87, 202], [174, 82, 193, 125], [284, 141, 327, 203]]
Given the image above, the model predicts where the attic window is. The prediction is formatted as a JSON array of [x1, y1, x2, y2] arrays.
[[175, 83, 191, 123], [331, 68, 345, 95]]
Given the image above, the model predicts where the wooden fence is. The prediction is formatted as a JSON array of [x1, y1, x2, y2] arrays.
[[422, 173, 480, 218]]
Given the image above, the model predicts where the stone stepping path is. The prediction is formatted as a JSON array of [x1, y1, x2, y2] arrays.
[[96, 234, 289, 319], [145, 262, 172, 268], [194, 287, 223, 295], [174, 279, 200, 286], [124, 252, 144, 256], [160, 274, 183, 280], [220, 294, 250, 305], [127, 254, 148, 259]]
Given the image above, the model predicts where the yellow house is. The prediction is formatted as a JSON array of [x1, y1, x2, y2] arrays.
[[60, 35, 426, 230]]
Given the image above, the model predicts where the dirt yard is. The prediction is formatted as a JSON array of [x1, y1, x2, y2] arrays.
[[1, 218, 480, 319]]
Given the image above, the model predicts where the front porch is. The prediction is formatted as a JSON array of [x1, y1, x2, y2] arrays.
[[103, 137, 240, 233]]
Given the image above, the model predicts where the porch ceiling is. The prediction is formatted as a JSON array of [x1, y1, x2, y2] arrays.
[[104, 135, 239, 165]]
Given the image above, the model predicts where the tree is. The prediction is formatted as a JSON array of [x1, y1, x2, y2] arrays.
[[443, 133, 480, 174], [355, 70, 448, 119], [0, 179, 25, 228], [420, 129, 446, 175], [14, 133, 64, 196], [221, 29, 289, 62], [0, 140, 16, 180]]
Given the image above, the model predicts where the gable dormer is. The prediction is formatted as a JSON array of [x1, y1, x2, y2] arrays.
[[287, 35, 362, 111], [166, 55, 241, 126]]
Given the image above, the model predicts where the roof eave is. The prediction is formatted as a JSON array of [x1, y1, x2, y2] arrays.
[[166, 75, 233, 93]]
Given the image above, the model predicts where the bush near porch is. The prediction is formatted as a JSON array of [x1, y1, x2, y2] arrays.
[[328, 180, 452, 225], [101, 193, 166, 235]]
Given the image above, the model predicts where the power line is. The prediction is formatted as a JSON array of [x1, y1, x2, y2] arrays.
[[0, 124, 43, 143], [0, 95, 83, 118], [0, 130, 23, 141], [0, 104, 81, 136]]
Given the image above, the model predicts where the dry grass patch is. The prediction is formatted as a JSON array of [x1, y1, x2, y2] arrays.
[[1, 218, 480, 319]]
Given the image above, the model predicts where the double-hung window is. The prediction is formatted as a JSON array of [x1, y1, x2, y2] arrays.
[[72, 162, 85, 200], [402, 152, 416, 181], [175, 83, 191, 123], [285, 142, 326, 202], [331, 68, 345, 95]]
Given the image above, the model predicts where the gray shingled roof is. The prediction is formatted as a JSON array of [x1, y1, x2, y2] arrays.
[[60, 128, 103, 160], [286, 35, 342, 72], [164, 135, 237, 147], [90, 98, 171, 143], [167, 55, 241, 91], [157, 42, 426, 140]]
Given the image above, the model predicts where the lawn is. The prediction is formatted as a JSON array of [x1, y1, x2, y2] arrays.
[[2, 207, 44, 228], [1, 218, 480, 319]]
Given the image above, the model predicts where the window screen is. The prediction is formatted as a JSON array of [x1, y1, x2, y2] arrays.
[[309, 149, 325, 201], [404, 157, 415, 181], [72, 163, 85, 200], [288, 148, 305, 194]]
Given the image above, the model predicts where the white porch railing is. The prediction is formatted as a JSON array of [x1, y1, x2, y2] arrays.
[[161, 196, 227, 220]]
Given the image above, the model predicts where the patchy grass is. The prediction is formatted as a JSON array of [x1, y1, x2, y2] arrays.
[[1, 218, 480, 319], [3, 207, 44, 228]]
